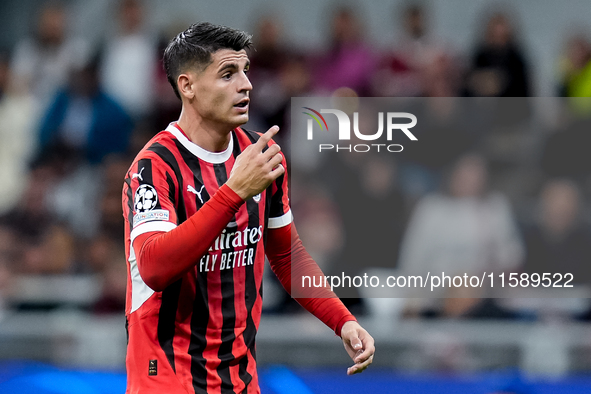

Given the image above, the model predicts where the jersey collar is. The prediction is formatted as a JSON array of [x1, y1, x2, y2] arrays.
[[165, 122, 234, 164]]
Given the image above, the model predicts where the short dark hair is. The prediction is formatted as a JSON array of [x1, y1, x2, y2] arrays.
[[163, 22, 253, 100]]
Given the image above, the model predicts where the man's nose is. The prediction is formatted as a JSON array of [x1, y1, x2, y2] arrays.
[[238, 72, 253, 92]]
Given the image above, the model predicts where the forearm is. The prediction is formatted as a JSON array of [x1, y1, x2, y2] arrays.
[[133, 184, 244, 291], [266, 224, 356, 336]]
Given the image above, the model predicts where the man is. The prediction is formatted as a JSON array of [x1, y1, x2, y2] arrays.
[[122, 22, 374, 394]]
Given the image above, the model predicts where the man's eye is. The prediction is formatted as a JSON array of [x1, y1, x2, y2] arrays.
[[222, 73, 231, 80]]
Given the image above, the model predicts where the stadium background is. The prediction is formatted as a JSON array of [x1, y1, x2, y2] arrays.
[[2, 0, 591, 392]]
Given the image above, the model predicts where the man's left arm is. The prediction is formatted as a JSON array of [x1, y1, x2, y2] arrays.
[[263, 139, 374, 374], [266, 223, 375, 375]]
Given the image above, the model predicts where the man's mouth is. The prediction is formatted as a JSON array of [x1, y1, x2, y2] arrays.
[[234, 99, 249, 108]]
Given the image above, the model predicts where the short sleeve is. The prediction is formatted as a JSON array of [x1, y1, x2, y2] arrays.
[[123, 156, 178, 243], [267, 153, 292, 229]]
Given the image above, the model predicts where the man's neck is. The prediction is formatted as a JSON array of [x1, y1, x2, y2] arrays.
[[176, 107, 233, 152]]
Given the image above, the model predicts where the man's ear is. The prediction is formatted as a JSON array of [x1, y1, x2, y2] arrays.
[[177, 72, 195, 101]]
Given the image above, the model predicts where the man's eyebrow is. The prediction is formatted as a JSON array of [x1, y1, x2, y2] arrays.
[[218, 63, 239, 73], [218, 60, 250, 73]]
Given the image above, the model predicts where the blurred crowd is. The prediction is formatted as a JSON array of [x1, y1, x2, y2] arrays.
[[1, 0, 591, 322]]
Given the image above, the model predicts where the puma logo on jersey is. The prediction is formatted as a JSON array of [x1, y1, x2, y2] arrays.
[[188, 185, 206, 204], [148, 359, 157, 376], [132, 167, 145, 181]]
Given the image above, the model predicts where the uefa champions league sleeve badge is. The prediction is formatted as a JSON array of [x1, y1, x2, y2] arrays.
[[134, 184, 158, 213]]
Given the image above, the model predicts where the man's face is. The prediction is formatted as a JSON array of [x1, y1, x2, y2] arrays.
[[189, 49, 252, 130]]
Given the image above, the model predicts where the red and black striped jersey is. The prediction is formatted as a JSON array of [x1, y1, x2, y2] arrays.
[[122, 123, 291, 394]]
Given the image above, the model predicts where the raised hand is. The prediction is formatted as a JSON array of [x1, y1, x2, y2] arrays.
[[226, 126, 285, 200]]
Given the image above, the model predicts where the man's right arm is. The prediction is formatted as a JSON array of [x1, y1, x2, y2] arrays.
[[132, 126, 284, 291], [133, 184, 244, 291]]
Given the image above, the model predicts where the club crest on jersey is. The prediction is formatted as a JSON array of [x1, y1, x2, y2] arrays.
[[253, 193, 261, 203], [135, 184, 158, 213]]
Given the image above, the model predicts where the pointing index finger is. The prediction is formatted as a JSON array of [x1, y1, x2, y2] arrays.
[[256, 126, 279, 149]]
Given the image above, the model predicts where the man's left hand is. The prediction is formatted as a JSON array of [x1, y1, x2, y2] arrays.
[[340, 321, 375, 375]]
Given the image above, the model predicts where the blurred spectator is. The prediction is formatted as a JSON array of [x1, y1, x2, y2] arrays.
[[282, 181, 346, 312], [397, 98, 477, 199], [0, 225, 18, 271], [249, 15, 289, 76], [19, 223, 75, 275], [558, 33, 591, 97], [153, 24, 184, 131], [98, 156, 130, 240], [33, 54, 132, 241], [100, 0, 157, 119], [0, 260, 10, 318], [422, 53, 463, 97], [373, 2, 457, 97], [44, 164, 103, 240], [556, 33, 591, 116], [464, 11, 532, 181], [1, 166, 76, 275], [0, 54, 38, 214], [10, 1, 90, 110], [540, 113, 591, 181], [332, 155, 406, 271], [294, 186, 344, 273], [247, 15, 296, 146], [311, 6, 376, 96], [0, 155, 127, 276], [92, 242, 127, 314], [272, 53, 314, 131], [522, 179, 591, 285], [86, 233, 119, 274], [250, 53, 313, 157], [37, 56, 133, 165], [465, 12, 530, 97], [1, 166, 56, 241], [398, 153, 524, 317], [307, 136, 406, 313], [42, 156, 129, 246], [0, 225, 17, 316], [128, 118, 162, 159]]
